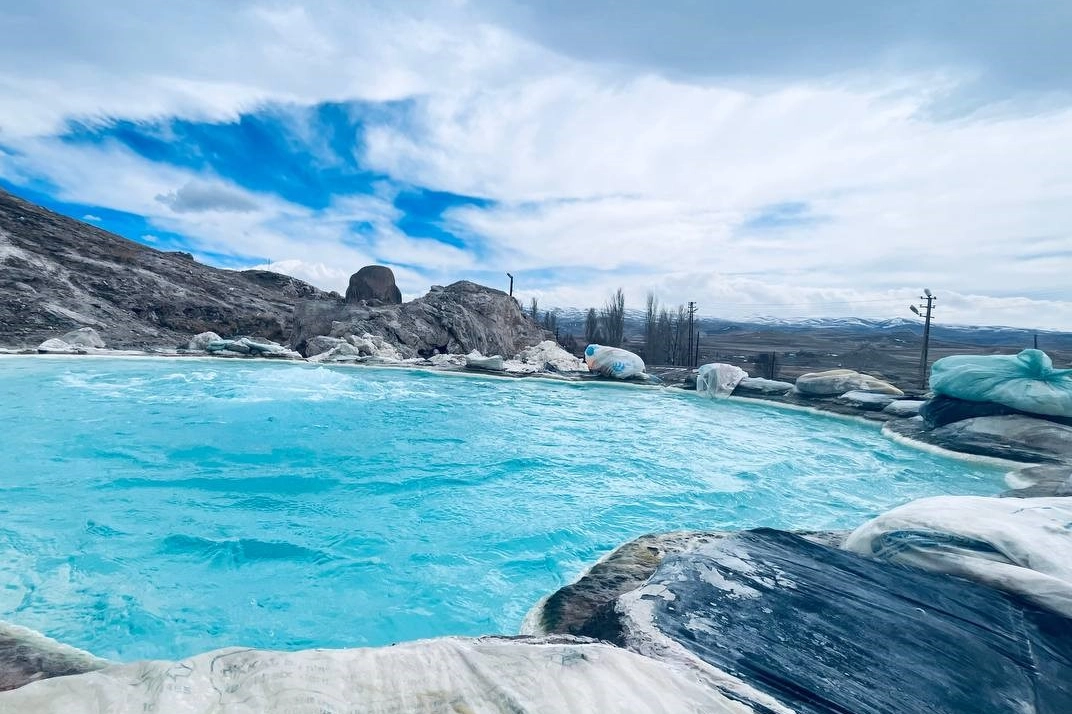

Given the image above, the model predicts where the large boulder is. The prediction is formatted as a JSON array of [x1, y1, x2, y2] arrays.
[[186, 331, 221, 351], [844, 495, 1072, 618], [885, 415, 1072, 464], [795, 369, 903, 397], [0, 636, 735, 713], [732, 377, 794, 396], [920, 393, 1022, 428], [60, 327, 105, 349], [836, 390, 898, 411], [584, 344, 645, 379], [344, 265, 402, 305], [515, 341, 587, 372], [882, 399, 926, 418], [696, 363, 747, 398], [292, 281, 551, 359], [930, 349, 1072, 418], [35, 338, 76, 354], [573, 529, 1072, 714]]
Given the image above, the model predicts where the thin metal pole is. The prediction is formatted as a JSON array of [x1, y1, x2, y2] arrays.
[[918, 293, 935, 389]]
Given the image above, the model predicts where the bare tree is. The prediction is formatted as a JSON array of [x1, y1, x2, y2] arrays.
[[584, 307, 600, 344], [599, 288, 626, 347], [529, 297, 539, 321], [644, 292, 659, 362], [542, 309, 558, 333]]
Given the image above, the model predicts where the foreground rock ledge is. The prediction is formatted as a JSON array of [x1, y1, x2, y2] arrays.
[[0, 636, 742, 714]]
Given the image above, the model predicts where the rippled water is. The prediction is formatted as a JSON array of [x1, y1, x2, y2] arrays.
[[0, 357, 1004, 661]]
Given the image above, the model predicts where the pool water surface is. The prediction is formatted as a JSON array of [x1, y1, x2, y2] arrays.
[[0, 357, 1004, 660]]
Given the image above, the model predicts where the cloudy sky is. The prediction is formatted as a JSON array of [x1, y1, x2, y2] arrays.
[[1, 1, 1070, 329]]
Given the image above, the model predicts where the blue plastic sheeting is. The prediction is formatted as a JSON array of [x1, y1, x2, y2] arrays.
[[930, 349, 1072, 418]]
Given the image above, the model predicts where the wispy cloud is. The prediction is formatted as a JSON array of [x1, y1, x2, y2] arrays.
[[0, 1, 1069, 329]]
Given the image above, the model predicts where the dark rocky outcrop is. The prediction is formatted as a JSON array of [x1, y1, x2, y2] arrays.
[[293, 281, 551, 358], [344, 265, 402, 305], [573, 529, 1072, 714], [534, 529, 845, 637], [0, 188, 331, 349], [0, 622, 108, 692], [921, 394, 1072, 429], [886, 415, 1072, 464]]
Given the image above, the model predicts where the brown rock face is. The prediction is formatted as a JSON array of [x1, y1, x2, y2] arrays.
[[345, 265, 402, 305]]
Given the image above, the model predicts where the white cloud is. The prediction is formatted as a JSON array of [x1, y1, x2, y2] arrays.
[[82, 214, 101, 222], [1, 2, 1070, 330]]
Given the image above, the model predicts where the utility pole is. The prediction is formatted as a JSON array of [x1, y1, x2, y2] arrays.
[[686, 301, 697, 367], [506, 273, 514, 297], [909, 289, 936, 389]]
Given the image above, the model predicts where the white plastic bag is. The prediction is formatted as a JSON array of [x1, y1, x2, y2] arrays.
[[696, 363, 747, 398], [584, 345, 645, 379]]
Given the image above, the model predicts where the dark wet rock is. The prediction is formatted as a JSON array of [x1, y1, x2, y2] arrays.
[[1002, 465, 1072, 497], [886, 415, 1072, 464], [533, 529, 845, 637], [602, 529, 1072, 714], [0, 622, 108, 691], [0, 188, 332, 349], [733, 377, 793, 395], [293, 281, 550, 359], [921, 394, 1072, 429], [344, 265, 402, 305], [921, 393, 1022, 428], [882, 399, 925, 417], [836, 390, 898, 411]]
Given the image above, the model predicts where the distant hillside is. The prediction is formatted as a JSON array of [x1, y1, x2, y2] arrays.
[[0, 188, 332, 348], [548, 308, 1072, 351]]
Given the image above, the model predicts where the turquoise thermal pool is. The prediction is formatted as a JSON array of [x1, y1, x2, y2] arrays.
[[0, 357, 1004, 661]]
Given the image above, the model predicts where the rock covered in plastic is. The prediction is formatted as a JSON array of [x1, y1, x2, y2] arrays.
[[0, 636, 742, 713], [603, 529, 1072, 714], [884, 414, 1072, 464], [920, 393, 1022, 428], [732, 377, 794, 395], [843, 495, 1072, 618], [465, 352, 505, 371], [204, 337, 302, 360], [696, 363, 747, 398], [60, 327, 105, 349], [35, 338, 77, 354], [836, 390, 898, 411], [584, 345, 645, 379], [185, 331, 221, 351], [882, 399, 925, 417], [306, 333, 402, 363], [516, 340, 587, 372], [930, 349, 1072, 418], [795, 369, 903, 397]]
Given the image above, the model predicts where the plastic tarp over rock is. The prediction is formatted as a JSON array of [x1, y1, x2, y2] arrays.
[[930, 349, 1072, 418], [0, 636, 746, 714], [696, 363, 747, 398], [607, 529, 1072, 714], [843, 495, 1072, 618], [584, 345, 645, 379]]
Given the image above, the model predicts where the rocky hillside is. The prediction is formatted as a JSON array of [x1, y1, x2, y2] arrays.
[[0, 188, 332, 348], [293, 280, 552, 359]]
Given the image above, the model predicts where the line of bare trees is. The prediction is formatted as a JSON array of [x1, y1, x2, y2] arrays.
[[530, 288, 694, 363], [583, 288, 626, 347]]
